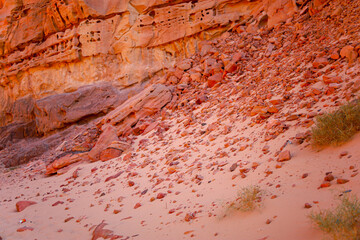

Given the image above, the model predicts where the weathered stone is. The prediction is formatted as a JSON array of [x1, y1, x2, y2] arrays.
[[16, 201, 37, 212], [35, 83, 128, 134], [277, 150, 291, 162], [100, 149, 122, 162], [100, 84, 172, 137], [46, 152, 88, 175], [340, 45, 358, 63], [0, 0, 298, 131], [88, 126, 119, 162], [207, 73, 223, 88]]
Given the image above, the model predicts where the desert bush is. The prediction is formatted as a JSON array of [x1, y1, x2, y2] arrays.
[[312, 100, 360, 146], [228, 185, 263, 212], [309, 194, 360, 240]]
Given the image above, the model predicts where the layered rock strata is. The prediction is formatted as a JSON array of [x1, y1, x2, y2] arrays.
[[0, 0, 297, 128]]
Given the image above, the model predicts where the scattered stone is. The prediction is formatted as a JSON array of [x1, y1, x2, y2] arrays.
[[105, 171, 123, 182], [340, 151, 348, 157], [277, 150, 291, 162], [17, 227, 34, 232], [64, 217, 74, 223], [230, 163, 238, 172], [302, 173, 308, 179], [337, 179, 349, 184], [319, 182, 331, 188], [16, 201, 37, 212], [324, 173, 334, 182], [304, 203, 312, 209], [157, 193, 166, 199], [340, 45, 358, 63]]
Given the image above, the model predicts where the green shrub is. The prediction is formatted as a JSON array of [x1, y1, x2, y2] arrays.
[[309, 194, 360, 240], [312, 101, 360, 146]]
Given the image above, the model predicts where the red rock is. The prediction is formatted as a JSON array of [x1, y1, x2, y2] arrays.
[[330, 52, 339, 60], [16, 201, 37, 212], [72, 168, 80, 179], [286, 115, 299, 121], [100, 84, 172, 137], [157, 193, 166, 199], [304, 203, 312, 209], [302, 173, 308, 179], [323, 75, 341, 84], [128, 181, 135, 187], [337, 179, 349, 184], [17, 227, 34, 232], [88, 126, 119, 162], [104, 171, 123, 182], [184, 213, 195, 222], [312, 57, 328, 69], [35, 83, 125, 134], [266, 219, 272, 224], [340, 151, 348, 157], [267, 107, 279, 113], [64, 217, 74, 222], [52, 201, 64, 206], [250, 106, 268, 116], [270, 98, 283, 105], [340, 45, 358, 63], [277, 150, 291, 162], [230, 163, 237, 172], [207, 73, 223, 88], [320, 182, 331, 188], [134, 203, 142, 209], [324, 173, 334, 182], [100, 148, 122, 162], [46, 152, 88, 175], [168, 167, 177, 174], [113, 209, 121, 214], [225, 61, 237, 73]]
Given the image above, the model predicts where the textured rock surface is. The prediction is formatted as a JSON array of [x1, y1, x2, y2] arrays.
[[46, 152, 88, 175], [0, 0, 297, 128], [34, 82, 128, 134], [16, 201, 37, 212], [101, 84, 173, 136]]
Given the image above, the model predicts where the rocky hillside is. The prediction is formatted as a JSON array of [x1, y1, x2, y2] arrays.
[[0, 0, 296, 132], [0, 0, 360, 239]]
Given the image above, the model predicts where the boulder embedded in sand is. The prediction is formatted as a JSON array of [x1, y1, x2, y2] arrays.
[[99, 141, 131, 162], [88, 126, 119, 162], [46, 152, 88, 175], [16, 201, 37, 212]]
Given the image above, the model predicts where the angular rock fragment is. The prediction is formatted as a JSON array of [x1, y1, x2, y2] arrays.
[[16, 201, 37, 212]]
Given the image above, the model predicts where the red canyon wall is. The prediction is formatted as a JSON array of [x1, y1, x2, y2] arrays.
[[0, 0, 297, 131]]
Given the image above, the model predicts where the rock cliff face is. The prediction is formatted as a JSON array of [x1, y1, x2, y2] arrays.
[[0, 0, 297, 131]]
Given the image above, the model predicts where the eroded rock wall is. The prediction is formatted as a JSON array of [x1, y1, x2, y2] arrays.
[[0, 0, 297, 129]]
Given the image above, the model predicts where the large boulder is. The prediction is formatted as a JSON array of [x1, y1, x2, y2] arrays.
[[100, 84, 172, 136], [46, 152, 89, 175], [34, 82, 128, 134], [88, 125, 119, 162]]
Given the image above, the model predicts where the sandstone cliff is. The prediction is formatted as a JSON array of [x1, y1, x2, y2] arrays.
[[0, 0, 297, 130]]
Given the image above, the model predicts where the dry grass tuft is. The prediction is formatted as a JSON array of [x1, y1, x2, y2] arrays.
[[309, 194, 360, 240], [228, 185, 262, 212], [311, 100, 360, 146]]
